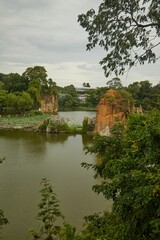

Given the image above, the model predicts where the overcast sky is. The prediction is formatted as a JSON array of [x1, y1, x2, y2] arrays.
[[0, 0, 160, 88]]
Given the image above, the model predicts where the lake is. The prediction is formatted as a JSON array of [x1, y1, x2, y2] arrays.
[[0, 111, 110, 240]]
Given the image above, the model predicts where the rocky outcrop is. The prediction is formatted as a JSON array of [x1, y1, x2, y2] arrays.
[[95, 89, 134, 135], [40, 94, 58, 114]]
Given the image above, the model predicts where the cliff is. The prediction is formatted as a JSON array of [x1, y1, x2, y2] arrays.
[[40, 94, 58, 114], [95, 89, 134, 135]]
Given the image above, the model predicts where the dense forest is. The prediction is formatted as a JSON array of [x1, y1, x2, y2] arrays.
[[0, 66, 57, 114], [0, 67, 160, 113]]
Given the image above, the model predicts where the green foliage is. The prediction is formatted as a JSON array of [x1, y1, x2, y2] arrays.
[[0, 66, 58, 114], [82, 111, 160, 239], [28, 89, 41, 109], [1, 73, 29, 93], [0, 158, 8, 238], [102, 89, 134, 117], [17, 92, 34, 113], [6, 92, 34, 113], [38, 118, 83, 134], [0, 90, 7, 113], [78, 0, 160, 77], [82, 118, 94, 133], [0, 209, 8, 237], [58, 85, 80, 110], [85, 87, 107, 107], [22, 66, 48, 85], [28, 110, 44, 116], [127, 80, 160, 110], [48, 122, 70, 133], [31, 178, 80, 240], [81, 212, 120, 240], [41, 79, 58, 96], [31, 178, 64, 240], [106, 77, 123, 89], [84, 79, 160, 111]]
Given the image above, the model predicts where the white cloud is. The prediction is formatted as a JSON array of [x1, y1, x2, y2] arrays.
[[0, 0, 159, 88]]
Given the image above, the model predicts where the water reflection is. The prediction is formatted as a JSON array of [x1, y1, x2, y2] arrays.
[[81, 133, 93, 146], [45, 132, 70, 144], [0, 130, 109, 240]]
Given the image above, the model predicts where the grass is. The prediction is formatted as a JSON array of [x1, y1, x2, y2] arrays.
[[0, 114, 50, 129]]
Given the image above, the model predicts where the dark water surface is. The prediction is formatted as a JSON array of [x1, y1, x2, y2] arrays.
[[0, 112, 110, 240]]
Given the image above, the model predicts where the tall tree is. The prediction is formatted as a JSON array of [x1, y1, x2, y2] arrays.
[[106, 77, 123, 89], [78, 0, 160, 77], [22, 66, 48, 85]]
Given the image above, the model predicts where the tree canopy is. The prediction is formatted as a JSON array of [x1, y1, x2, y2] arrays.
[[106, 77, 123, 89], [22, 66, 48, 85], [82, 111, 160, 239], [78, 0, 160, 77], [0, 66, 58, 114]]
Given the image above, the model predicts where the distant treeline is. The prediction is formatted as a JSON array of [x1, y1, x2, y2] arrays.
[[58, 77, 160, 111], [0, 67, 160, 113]]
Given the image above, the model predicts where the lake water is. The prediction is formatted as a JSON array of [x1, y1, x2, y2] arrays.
[[58, 110, 96, 124], [0, 111, 110, 240]]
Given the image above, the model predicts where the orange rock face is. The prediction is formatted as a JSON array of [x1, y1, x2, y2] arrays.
[[40, 94, 58, 114], [95, 89, 133, 135]]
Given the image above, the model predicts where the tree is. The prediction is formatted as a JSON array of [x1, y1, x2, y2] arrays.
[[82, 111, 160, 239], [0, 90, 7, 113], [41, 78, 58, 95], [6, 93, 18, 113], [127, 80, 154, 110], [64, 85, 78, 98], [63, 94, 80, 109], [1, 73, 29, 93], [106, 77, 123, 89], [31, 178, 79, 240], [151, 82, 160, 110], [17, 92, 34, 113], [22, 66, 48, 85], [58, 85, 80, 109], [85, 87, 107, 107], [22, 66, 58, 108], [0, 158, 8, 237], [31, 178, 63, 240], [28, 86, 41, 109], [6, 92, 33, 113], [83, 82, 90, 88], [78, 1, 160, 77]]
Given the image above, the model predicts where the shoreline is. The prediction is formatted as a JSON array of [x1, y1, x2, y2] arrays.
[[0, 114, 51, 131], [0, 114, 85, 133]]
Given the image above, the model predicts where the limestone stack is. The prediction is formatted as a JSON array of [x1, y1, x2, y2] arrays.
[[95, 89, 134, 135], [40, 94, 58, 114]]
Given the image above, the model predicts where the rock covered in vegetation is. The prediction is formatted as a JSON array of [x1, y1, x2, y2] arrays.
[[38, 115, 84, 134], [39, 115, 95, 134], [0, 114, 95, 134], [82, 116, 95, 133], [95, 89, 134, 135]]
